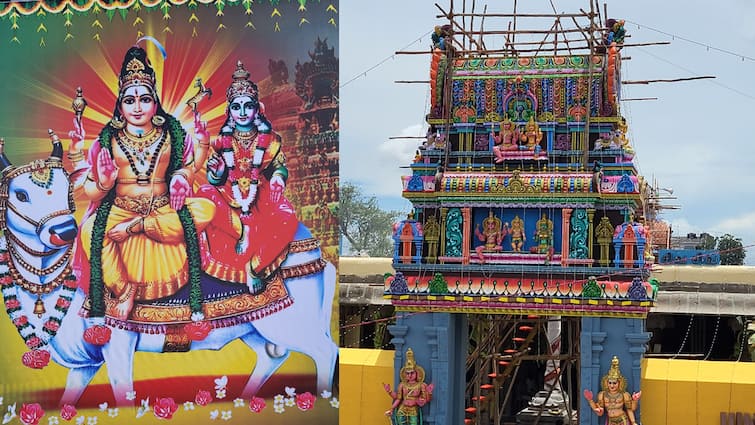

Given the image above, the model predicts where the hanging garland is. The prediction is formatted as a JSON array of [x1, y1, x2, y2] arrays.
[[0, 241, 77, 369]]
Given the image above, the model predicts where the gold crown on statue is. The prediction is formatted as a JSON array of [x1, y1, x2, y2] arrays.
[[399, 348, 426, 384], [120, 57, 156, 91], [226, 60, 259, 103], [601, 356, 628, 392]]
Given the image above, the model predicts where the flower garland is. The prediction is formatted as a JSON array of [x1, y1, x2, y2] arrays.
[[0, 239, 77, 369], [90, 115, 204, 331]]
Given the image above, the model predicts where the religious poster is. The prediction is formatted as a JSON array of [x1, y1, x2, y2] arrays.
[[0, 1, 339, 424]]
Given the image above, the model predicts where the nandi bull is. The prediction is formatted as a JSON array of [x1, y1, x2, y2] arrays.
[[0, 133, 337, 406]]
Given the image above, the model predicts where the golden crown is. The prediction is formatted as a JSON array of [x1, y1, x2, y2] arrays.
[[226, 60, 259, 103], [601, 356, 628, 392], [119, 57, 156, 91]]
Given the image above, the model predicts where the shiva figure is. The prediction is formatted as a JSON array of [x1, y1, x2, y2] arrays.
[[474, 211, 508, 263], [491, 117, 519, 163], [384, 348, 434, 425], [509, 215, 526, 252], [70, 43, 216, 321], [194, 61, 298, 295], [584, 356, 641, 425]]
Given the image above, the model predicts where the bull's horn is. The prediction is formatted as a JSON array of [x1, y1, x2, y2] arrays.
[[0, 137, 12, 172], [48, 129, 63, 161]]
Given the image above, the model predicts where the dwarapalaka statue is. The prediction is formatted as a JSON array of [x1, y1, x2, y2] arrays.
[[384, 348, 434, 425], [583, 356, 641, 425]]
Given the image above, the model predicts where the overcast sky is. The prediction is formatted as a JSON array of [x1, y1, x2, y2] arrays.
[[339, 1, 755, 263]]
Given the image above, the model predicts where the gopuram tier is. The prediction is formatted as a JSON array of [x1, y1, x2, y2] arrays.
[[385, 26, 657, 319]]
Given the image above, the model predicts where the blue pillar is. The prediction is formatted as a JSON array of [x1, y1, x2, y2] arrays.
[[389, 312, 467, 425], [580, 317, 650, 425]]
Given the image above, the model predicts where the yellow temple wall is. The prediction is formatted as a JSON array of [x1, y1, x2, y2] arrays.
[[339, 351, 755, 425]]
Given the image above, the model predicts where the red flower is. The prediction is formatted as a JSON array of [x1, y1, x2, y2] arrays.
[[19, 403, 44, 425], [194, 389, 212, 406], [5, 298, 20, 310], [25, 336, 42, 349], [60, 404, 77, 421], [44, 320, 60, 332], [0, 274, 13, 285], [248, 397, 266, 413], [185, 321, 212, 341], [83, 325, 111, 346], [0, 252, 10, 262], [56, 298, 71, 309], [13, 316, 28, 327], [153, 397, 178, 420], [295, 392, 316, 411], [21, 349, 51, 369]]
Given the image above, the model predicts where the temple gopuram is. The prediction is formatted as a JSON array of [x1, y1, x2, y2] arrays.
[[384, 4, 656, 425]]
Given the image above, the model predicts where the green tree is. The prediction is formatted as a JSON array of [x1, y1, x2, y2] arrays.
[[717, 233, 746, 265], [337, 182, 402, 257]]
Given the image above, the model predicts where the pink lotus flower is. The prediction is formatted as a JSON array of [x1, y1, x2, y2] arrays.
[[25, 337, 43, 350], [249, 397, 266, 413], [295, 392, 316, 411], [21, 350, 51, 369], [19, 403, 44, 425], [5, 298, 20, 310], [83, 325, 111, 346], [153, 397, 178, 420], [194, 389, 213, 406], [60, 404, 77, 421]]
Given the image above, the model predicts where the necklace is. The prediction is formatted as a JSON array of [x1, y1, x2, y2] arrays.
[[7, 241, 72, 278], [229, 130, 263, 214], [116, 129, 167, 185], [0, 239, 77, 368]]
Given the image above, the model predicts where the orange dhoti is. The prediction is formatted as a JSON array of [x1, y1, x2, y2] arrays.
[[80, 197, 215, 301]]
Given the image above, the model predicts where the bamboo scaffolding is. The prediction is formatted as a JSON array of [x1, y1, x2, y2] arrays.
[[622, 76, 715, 84]]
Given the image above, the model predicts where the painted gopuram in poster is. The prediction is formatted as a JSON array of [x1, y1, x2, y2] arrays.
[[0, 1, 339, 424]]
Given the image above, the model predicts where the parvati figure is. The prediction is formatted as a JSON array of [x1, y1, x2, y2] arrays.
[[194, 61, 298, 294]]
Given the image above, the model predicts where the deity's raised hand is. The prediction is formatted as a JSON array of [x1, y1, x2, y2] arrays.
[[583, 389, 594, 400], [270, 174, 285, 203], [170, 173, 190, 211], [194, 112, 209, 145], [632, 391, 641, 401], [68, 118, 85, 154], [96, 148, 118, 190]]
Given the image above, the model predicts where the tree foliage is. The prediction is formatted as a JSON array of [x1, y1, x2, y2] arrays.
[[337, 182, 402, 257], [697, 232, 716, 250], [717, 233, 746, 265]]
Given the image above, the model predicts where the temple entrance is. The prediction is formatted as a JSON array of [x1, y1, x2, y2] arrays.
[[465, 315, 582, 425]]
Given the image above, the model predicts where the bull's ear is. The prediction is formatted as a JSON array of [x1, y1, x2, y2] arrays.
[[0, 137, 12, 175], [48, 129, 64, 161]]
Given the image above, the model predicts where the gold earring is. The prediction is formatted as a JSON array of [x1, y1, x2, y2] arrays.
[[110, 116, 125, 129], [152, 115, 166, 126]]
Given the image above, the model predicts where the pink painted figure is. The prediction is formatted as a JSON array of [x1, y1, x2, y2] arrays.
[[383, 348, 434, 425], [584, 356, 641, 425], [474, 211, 508, 263], [491, 117, 519, 162]]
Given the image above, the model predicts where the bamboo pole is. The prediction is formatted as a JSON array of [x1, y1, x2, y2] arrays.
[[436, 12, 594, 18], [622, 76, 715, 84]]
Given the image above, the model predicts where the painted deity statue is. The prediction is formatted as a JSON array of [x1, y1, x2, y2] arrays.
[[384, 348, 434, 425], [70, 44, 215, 322], [194, 61, 298, 295], [534, 214, 553, 254], [520, 116, 543, 151], [509, 215, 526, 252], [474, 211, 508, 262], [584, 356, 641, 425], [491, 117, 519, 162]]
